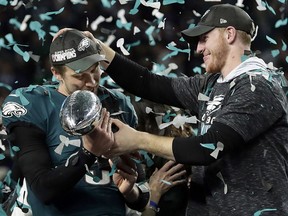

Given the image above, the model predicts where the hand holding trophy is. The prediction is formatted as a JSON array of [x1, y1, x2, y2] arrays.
[[60, 90, 114, 156]]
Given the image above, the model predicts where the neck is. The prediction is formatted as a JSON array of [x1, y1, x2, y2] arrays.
[[57, 85, 70, 96], [221, 47, 251, 78]]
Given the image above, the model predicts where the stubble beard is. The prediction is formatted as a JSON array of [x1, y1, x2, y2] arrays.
[[205, 35, 229, 74]]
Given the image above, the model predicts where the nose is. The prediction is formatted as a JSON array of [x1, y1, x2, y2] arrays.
[[196, 42, 204, 54], [85, 73, 97, 88]]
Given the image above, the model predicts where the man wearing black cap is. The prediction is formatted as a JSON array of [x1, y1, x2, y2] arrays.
[[1, 29, 149, 215], [56, 3, 288, 215]]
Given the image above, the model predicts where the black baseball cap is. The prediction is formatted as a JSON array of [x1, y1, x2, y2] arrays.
[[49, 29, 108, 72], [181, 4, 255, 43]]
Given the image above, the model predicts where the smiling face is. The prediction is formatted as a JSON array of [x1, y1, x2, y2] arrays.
[[196, 28, 230, 73], [52, 63, 102, 96]]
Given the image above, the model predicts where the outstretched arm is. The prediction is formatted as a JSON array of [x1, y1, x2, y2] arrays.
[[107, 118, 244, 165]]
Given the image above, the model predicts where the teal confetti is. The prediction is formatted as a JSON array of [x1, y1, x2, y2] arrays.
[[162, 112, 176, 123], [0, 154, 5, 160], [39, 7, 64, 21], [145, 26, 156, 46], [108, 163, 117, 176], [29, 21, 46, 41], [9, 18, 21, 29], [162, 43, 190, 61], [49, 25, 60, 36], [253, 208, 277, 216], [5, 33, 16, 44], [116, 20, 132, 31], [13, 45, 30, 62], [0, 82, 12, 91], [271, 49, 280, 57], [275, 18, 287, 28], [0, 0, 8, 5], [129, 0, 141, 15], [101, 0, 112, 8], [200, 143, 216, 150], [52, 76, 59, 83], [277, 0, 285, 3], [126, 40, 141, 51], [26, 85, 39, 93], [0, 38, 10, 49], [12, 146, 20, 152], [241, 54, 250, 62], [15, 89, 30, 106], [193, 66, 202, 74], [264, 1, 276, 15], [163, 0, 185, 5], [281, 40, 287, 51], [286, 56, 288, 63], [265, 35, 277, 45], [139, 150, 154, 167]]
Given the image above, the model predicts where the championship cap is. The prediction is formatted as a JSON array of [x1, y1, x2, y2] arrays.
[[49, 29, 108, 72], [181, 4, 255, 43]]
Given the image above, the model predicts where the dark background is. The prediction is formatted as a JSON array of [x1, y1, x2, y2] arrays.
[[0, 0, 287, 90]]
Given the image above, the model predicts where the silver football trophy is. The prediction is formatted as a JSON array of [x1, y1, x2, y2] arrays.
[[60, 90, 120, 165], [59, 90, 102, 136]]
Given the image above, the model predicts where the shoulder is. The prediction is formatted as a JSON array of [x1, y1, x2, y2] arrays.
[[98, 86, 131, 103], [2, 85, 59, 128]]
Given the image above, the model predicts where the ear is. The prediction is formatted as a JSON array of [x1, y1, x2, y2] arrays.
[[225, 26, 237, 44], [50, 66, 62, 81]]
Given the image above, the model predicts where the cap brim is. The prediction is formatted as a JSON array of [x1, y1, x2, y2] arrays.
[[181, 25, 215, 43], [66, 54, 109, 72]]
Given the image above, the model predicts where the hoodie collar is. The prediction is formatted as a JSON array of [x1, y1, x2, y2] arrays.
[[217, 56, 268, 83]]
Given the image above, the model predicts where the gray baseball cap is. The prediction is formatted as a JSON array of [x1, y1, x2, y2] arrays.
[[49, 29, 108, 72], [181, 4, 255, 43]]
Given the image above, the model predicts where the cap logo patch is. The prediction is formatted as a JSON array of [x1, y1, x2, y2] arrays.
[[78, 38, 90, 52], [220, 18, 227, 24], [51, 48, 76, 63]]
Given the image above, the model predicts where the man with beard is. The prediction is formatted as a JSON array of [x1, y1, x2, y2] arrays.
[[56, 3, 288, 216]]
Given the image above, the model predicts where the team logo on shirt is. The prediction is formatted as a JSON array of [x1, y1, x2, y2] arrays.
[[2, 102, 27, 118], [201, 95, 224, 124]]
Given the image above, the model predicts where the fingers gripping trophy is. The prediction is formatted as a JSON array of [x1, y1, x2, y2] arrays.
[[59, 90, 118, 161]]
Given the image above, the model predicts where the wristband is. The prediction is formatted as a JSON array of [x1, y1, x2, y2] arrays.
[[125, 184, 150, 212], [148, 200, 160, 212], [81, 146, 99, 162]]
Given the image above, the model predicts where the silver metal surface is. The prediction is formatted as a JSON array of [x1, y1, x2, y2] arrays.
[[59, 90, 102, 135]]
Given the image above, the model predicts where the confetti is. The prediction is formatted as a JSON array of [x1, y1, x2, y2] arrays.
[[160, 179, 172, 185], [210, 142, 224, 159], [253, 209, 277, 216], [116, 38, 130, 55]]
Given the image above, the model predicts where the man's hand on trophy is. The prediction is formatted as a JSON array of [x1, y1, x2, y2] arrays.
[[82, 108, 115, 156], [59, 90, 114, 157]]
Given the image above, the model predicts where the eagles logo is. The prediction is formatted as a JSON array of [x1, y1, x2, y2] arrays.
[[78, 38, 90, 52], [2, 102, 27, 118]]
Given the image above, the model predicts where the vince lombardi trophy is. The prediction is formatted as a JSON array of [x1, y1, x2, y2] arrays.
[[59, 90, 102, 136]]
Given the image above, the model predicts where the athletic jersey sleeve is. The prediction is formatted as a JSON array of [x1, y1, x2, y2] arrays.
[[172, 121, 244, 164], [9, 124, 96, 204], [106, 53, 183, 108]]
